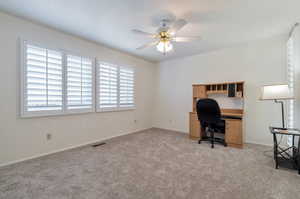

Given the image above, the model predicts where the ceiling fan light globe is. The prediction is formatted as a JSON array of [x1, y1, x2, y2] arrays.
[[156, 41, 173, 53]]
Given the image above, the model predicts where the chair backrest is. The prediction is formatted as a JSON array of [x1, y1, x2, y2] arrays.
[[196, 98, 221, 124]]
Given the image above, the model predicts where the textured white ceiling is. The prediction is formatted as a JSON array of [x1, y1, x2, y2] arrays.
[[0, 0, 299, 62]]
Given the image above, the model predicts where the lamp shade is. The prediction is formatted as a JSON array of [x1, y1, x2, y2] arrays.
[[260, 84, 293, 100]]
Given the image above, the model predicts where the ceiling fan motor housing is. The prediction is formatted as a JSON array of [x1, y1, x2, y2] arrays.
[[157, 19, 171, 33], [159, 31, 171, 42]]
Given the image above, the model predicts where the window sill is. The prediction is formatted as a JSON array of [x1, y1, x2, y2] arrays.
[[97, 107, 136, 113], [20, 107, 136, 118], [20, 109, 95, 119]]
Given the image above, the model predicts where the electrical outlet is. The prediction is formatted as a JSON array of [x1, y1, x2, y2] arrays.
[[46, 133, 52, 141]]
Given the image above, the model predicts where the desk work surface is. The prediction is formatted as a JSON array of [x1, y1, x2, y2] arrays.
[[191, 109, 243, 119]]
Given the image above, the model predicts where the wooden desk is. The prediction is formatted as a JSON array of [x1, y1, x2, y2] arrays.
[[189, 110, 243, 148], [189, 82, 244, 148]]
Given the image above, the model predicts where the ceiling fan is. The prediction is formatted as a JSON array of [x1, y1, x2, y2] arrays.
[[132, 18, 201, 55]]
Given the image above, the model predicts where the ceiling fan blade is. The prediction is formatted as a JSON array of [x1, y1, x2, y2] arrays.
[[132, 29, 157, 38], [168, 19, 188, 35], [136, 41, 159, 50], [172, 36, 201, 42]]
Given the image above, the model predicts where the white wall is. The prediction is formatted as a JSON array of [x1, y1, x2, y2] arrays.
[[153, 35, 287, 146], [0, 12, 156, 166]]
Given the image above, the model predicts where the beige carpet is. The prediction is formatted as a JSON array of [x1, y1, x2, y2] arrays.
[[0, 128, 299, 199]]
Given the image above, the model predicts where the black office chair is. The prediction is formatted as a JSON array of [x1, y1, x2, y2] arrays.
[[196, 98, 227, 148]]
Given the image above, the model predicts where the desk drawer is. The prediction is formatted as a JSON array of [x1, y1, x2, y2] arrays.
[[225, 120, 243, 146], [189, 112, 201, 139]]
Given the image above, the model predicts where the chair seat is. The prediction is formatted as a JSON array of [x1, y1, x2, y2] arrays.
[[201, 120, 225, 134]]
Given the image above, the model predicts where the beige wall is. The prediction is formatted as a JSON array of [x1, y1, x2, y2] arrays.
[[0, 12, 156, 166], [153, 35, 287, 146]]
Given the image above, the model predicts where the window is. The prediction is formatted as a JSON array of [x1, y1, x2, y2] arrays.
[[21, 41, 95, 117], [21, 41, 135, 117], [287, 37, 294, 129], [287, 34, 296, 146], [119, 67, 135, 108], [66, 54, 94, 112], [97, 63, 118, 111], [21, 42, 64, 117], [97, 62, 135, 112]]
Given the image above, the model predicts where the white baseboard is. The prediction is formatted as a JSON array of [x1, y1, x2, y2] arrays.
[[0, 127, 150, 168], [152, 127, 188, 134], [245, 140, 273, 147], [0, 127, 273, 168], [152, 127, 273, 147]]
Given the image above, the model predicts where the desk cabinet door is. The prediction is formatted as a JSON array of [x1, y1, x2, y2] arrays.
[[225, 120, 243, 146], [193, 85, 207, 98], [190, 113, 200, 139]]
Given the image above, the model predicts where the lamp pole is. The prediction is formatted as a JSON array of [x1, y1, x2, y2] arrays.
[[274, 99, 285, 128]]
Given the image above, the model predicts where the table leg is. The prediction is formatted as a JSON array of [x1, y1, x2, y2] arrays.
[[273, 133, 279, 169]]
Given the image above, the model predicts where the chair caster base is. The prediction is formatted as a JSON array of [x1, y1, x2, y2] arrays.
[[198, 136, 226, 149]]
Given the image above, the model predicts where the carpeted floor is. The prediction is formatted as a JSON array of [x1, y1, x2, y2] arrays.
[[0, 128, 299, 199]]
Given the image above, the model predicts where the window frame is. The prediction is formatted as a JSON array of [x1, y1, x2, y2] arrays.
[[287, 37, 295, 129], [96, 61, 135, 112], [20, 39, 96, 118], [119, 65, 135, 110], [96, 61, 119, 112], [64, 52, 96, 114], [20, 40, 135, 118], [20, 39, 66, 118]]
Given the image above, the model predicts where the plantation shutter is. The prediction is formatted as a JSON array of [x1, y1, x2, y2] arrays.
[[119, 67, 135, 108], [23, 43, 63, 115], [97, 63, 118, 111], [66, 55, 94, 112]]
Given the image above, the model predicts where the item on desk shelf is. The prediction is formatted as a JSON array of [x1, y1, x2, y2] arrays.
[[236, 91, 243, 98], [228, 84, 236, 97]]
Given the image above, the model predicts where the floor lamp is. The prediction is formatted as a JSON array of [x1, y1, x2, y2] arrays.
[[260, 84, 294, 128]]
